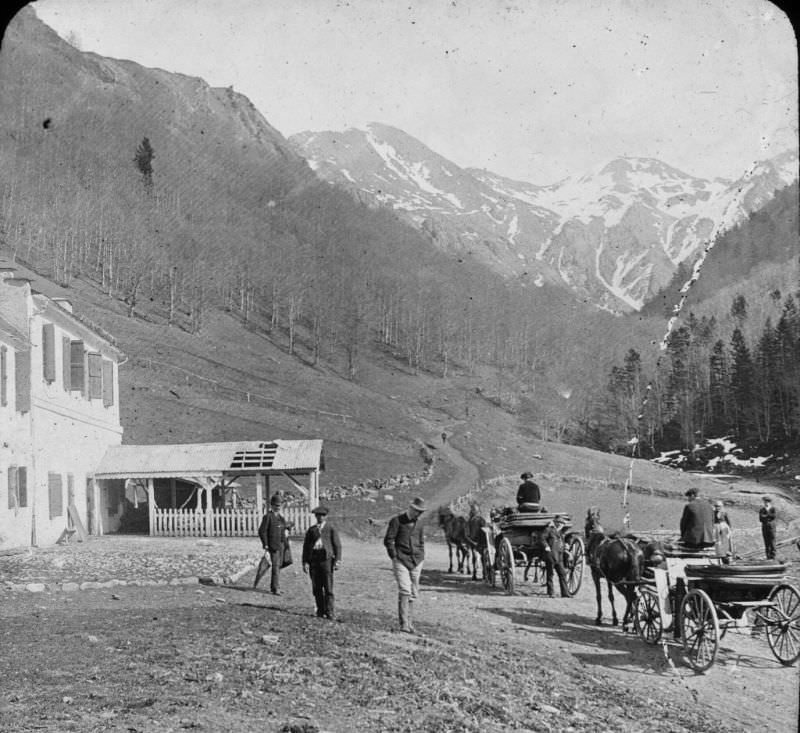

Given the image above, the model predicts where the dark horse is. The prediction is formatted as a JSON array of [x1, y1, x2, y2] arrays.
[[437, 505, 486, 580], [585, 507, 665, 630]]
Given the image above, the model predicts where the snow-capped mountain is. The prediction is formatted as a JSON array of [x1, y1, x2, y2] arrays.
[[290, 124, 798, 311]]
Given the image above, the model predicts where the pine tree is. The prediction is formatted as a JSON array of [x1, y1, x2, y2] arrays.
[[729, 328, 755, 443], [134, 137, 155, 192]]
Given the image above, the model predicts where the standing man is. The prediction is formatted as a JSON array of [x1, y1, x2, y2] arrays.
[[759, 495, 777, 560], [679, 488, 715, 549], [384, 496, 426, 633], [256, 493, 288, 595], [542, 516, 570, 598], [516, 472, 541, 510], [302, 505, 342, 620]]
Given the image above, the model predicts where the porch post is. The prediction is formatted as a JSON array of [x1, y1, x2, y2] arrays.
[[92, 477, 103, 536], [204, 484, 213, 537], [255, 472, 264, 513], [147, 478, 155, 536], [311, 469, 319, 509], [170, 478, 177, 508]]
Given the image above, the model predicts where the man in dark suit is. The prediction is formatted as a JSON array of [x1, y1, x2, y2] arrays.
[[541, 516, 570, 598], [679, 488, 715, 548], [255, 494, 288, 595], [516, 471, 541, 510], [759, 495, 777, 560], [302, 505, 342, 619]]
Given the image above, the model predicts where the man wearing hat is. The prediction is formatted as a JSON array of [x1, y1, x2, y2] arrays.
[[302, 505, 342, 619], [516, 472, 541, 511], [255, 493, 289, 595], [541, 516, 571, 598], [384, 496, 426, 633], [679, 488, 714, 549], [759, 496, 777, 560]]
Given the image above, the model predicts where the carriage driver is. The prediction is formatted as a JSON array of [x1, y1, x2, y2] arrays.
[[517, 472, 542, 511], [542, 516, 571, 598]]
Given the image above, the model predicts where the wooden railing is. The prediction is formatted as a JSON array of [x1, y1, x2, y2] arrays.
[[152, 505, 312, 537]]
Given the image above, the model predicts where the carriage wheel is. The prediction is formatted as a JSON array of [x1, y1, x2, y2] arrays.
[[497, 537, 516, 595], [482, 548, 496, 588], [634, 587, 662, 644], [680, 589, 720, 673], [564, 534, 585, 596], [764, 583, 800, 666]]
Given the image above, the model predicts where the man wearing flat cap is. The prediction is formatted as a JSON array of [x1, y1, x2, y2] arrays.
[[759, 496, 777, 560], [679, 487, 714, 549], [302, 505, 342, 619], [384, 496, 426, 633], [256, 493, 289, 595]]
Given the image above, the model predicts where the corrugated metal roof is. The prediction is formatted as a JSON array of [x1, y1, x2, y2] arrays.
[[93, 440, 324, 478]]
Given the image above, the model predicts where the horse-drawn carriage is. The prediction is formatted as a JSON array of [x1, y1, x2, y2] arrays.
[[483, 506, 585, 596], [633, 547, 800, 672]]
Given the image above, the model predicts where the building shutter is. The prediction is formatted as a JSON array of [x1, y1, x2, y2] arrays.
[[70, 341, 85, 395], [14, 349, 30, 413], [42, 323, 56, 382], [0, 345, 7, 406], [88, 353, 102, 399], [7, 465, 16, 509], [48, 472, 63, 519], [102, 358, 114, 406], [18, 467, 27, 508], [61, 336, 71, 391]]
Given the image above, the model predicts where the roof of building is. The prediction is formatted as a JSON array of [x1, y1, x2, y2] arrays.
[[0, 314, 30, 349], [93, 440, 325, 479]]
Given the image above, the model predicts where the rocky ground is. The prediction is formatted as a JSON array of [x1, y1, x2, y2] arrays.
[[1, 529, 798, 733]]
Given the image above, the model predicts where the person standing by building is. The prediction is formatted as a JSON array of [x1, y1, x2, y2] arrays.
[[383, 496, 426, 633], [302, 505, 342, 620], [759, 495, 777, 560], [255, 493, 288, 595], [679, 488, 715, 549]]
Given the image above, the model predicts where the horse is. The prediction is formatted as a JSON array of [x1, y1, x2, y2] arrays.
[[462, 504, 488, 581], [585, 509, 642, 630], [585, 508, 665, 631], [436, 506, 472, 576]]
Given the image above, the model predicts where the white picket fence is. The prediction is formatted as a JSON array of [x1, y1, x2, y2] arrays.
[[152, 505, 312, 537]]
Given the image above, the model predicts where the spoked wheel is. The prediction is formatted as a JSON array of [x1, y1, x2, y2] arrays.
[[764, 583, 800, 666], [634, 587, 663, 644], [680, 588, 720, 673], [497, 537, 516, 595], [482, 548, 496, 588], [564, 534, 585, 596]]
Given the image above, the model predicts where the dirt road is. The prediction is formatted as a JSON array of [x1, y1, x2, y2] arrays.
[[2, 533, 797, 732]]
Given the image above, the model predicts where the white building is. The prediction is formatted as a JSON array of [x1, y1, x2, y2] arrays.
[[0, 271, 125, 549]]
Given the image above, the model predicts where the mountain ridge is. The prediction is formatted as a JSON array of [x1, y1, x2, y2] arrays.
[[290, 123, 798, 311]]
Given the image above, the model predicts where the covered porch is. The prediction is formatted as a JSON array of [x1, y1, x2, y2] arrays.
[[90, 440, 324, 538]]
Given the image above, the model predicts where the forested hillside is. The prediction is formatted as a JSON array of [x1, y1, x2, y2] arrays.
[[0, 8, 619, 396], [596, 185, 799, 458]]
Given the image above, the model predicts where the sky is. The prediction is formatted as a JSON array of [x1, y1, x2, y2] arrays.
[[22, 0, 800, 185]]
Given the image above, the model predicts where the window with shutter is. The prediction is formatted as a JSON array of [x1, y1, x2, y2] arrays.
[[62, 335, 71, 391], [48, 472, 63, 519], [42, 323, 56, 382], [88, 353, 102, 399], [18, 467, 27, 508], [8, 466, 28, 509], [14, 350, 30, 413], [1, 345, 7, 407], [102, 358, 114, 406], [70, 341, 85, 394], [7, 465, 16, 509]]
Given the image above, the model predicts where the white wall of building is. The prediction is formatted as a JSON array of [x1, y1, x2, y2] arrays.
[[0, 274, 124, 548]]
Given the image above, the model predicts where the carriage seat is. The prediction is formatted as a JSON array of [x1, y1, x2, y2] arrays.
[[517, 502, 547, 513]]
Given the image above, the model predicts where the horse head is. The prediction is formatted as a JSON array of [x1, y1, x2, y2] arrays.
[[436, 505, 454, 529]]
